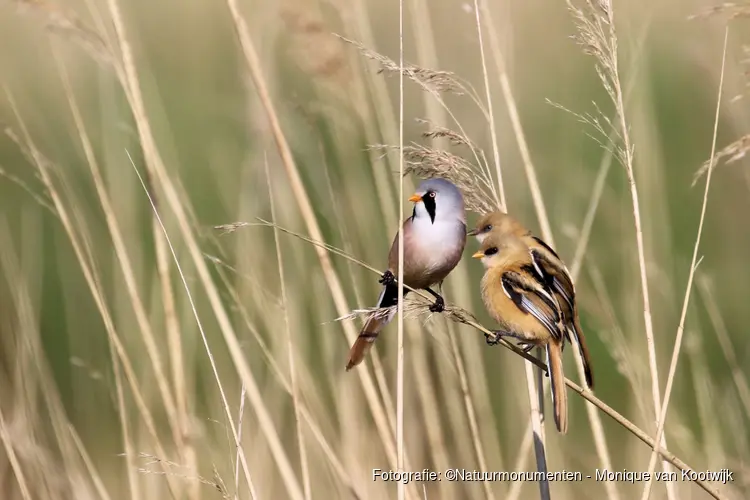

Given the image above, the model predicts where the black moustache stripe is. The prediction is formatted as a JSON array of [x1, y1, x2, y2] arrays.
[[423, 194, 436, 223]]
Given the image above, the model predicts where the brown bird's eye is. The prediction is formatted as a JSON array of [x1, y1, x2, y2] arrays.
[[484, 247, 498, 256], [483, 224, 492, 233]]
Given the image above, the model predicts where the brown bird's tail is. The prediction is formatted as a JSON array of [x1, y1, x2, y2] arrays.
[[345, 282, 403, 370], [546, 341, 568, 434], [570, 315, 594, 389]]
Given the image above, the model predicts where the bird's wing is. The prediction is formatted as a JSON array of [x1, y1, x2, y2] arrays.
[[529, 241, 576, 314], [530, 238, 595, 388], [386, 217, 413, 272], [501, 268, 564, 341]]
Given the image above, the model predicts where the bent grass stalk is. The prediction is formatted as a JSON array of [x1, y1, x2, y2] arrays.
[[266, 160, 312, 500], [397, 1, 407, 500]]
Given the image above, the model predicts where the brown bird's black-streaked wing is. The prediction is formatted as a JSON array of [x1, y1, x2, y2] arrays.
[[529, 244, 575, 313], [530, 239, 595, 389], [501, 269, 564, 341]]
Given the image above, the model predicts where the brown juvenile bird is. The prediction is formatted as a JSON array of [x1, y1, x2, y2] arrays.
[[346, 178, 467, 371], [470, 212, 594, 434]]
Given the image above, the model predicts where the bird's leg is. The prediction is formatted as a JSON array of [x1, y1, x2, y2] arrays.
[[485, 330, 514, 345], [424, 287, 445, 313], [519, 342, 536, 353], [485, 330, 536, 350], [378, 270, 396, 286]]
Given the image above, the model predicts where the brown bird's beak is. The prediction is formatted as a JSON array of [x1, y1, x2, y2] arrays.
[[471, 251, 485, 259], [467, 227, 478, 236], [408, 193, 423, 203]]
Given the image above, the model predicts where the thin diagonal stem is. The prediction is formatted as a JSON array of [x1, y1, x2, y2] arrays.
[[640, 27, 728, 500]]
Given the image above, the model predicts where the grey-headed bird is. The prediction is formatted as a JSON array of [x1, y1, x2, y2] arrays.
[[346, 178, 467, 371], [470, 212, 594, 434]]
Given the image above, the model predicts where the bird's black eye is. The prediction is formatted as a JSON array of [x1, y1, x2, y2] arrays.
[[483, 224, 492, 233], [428, 191, 436, 198], [484, 247, 498, 256]]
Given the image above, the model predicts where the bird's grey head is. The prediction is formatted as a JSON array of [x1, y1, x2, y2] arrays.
[[408, 178, 466, 224]]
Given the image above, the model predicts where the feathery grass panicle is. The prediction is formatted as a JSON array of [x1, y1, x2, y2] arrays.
[[333, 296, 475, 329], [688, 2, 750, 20], [546, 99, 625, 161], [693, 133, 750, 185], [333, 297, 430, 325], [335, 34, 467, 96], [13, 0, 112, 66], [417, 119, 479, 150], [368, 144, 497, 214], [560, 3, 630, 168], [134, 453, 230, 498]]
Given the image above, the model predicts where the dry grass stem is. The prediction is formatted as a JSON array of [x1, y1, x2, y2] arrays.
[[68, 425, 114, 500], [233, 385, 252, 500], [523, 357, 551, 500], [472, 0, 506, 213], [0, 163, 56, 214], [397, 3, 407, 498], [697, 276, 750, 420], [445, 321, 496, 500], [267, 161, 312, 500], [479, 0, 553, 241], [0, 403, 33, 500], [567, 1, 675, 494], [127, 151, 259, 497], [209, 252, 360, 496], [641, 28, 729, 499]]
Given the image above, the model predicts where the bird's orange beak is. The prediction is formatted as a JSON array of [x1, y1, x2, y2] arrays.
[[471, 251, 485, 259], [408, 193, 423, 203]]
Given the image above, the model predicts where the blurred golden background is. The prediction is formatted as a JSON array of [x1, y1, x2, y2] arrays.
[[0, 0, 748, 499]]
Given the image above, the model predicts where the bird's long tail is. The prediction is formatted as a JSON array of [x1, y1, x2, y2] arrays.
[[570, 315, 594, 389], [546, 341, 568, 434], [345, 282, 404, 370]]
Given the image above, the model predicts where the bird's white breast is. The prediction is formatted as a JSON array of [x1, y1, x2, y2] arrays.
[[410, 217, 465, 271]]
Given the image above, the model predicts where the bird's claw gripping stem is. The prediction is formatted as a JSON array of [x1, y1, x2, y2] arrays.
[[379, 270, 396, 286], [485, 331, 502, 346], [428, 295, 445, 313]]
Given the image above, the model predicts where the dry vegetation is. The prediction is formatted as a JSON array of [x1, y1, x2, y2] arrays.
[[0, 0, 749, 499]]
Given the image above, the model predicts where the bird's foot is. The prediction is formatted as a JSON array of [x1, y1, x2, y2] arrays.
[[379, 270, 396, 286], [519, 341, 535, 353], [428, 295, 445, 313], [484, 330, 503, 346]]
